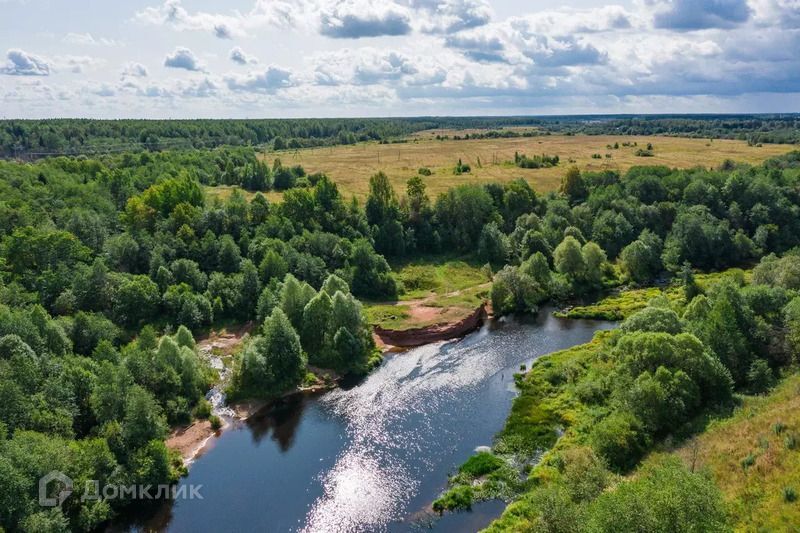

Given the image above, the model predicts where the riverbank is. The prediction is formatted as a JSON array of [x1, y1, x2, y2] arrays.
[[167, 378, 341, 463], [374, 302, 490, 347], [147, 306, 614, 532], [168, 298, 495, 463]]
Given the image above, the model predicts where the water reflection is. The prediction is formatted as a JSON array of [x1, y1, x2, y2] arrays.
[[246, 394, 311, 451], [140, 312, 614, 533]]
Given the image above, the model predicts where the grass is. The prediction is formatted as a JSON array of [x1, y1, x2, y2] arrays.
[[204, 184, 282, 204], [363, 256, 490, 330], [434, 334, 612, 513], [264, 134, 796, 201], [557, 267, 752, 320], [671, 371, 800, 531]]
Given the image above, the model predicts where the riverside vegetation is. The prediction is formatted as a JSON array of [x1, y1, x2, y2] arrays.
[[0, 119, 799, 530], [432, 152, 800, 531]]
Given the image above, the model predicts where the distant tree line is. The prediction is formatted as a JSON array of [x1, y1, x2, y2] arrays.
[[3, 114, 798, 159]]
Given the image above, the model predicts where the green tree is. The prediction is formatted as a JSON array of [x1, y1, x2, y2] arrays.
[[122, 385, 168, 450], [560, 166, 586, 204], [554, 236, 585, 283]]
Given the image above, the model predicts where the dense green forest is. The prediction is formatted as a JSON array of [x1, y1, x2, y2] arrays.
[[1, 137, 800, 530], [2, 114, 799, 159]]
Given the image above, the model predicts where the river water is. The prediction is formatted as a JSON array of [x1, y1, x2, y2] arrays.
[[136, 311, 614, 532]]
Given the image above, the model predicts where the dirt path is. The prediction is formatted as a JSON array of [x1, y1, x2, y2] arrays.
[[378, 282, 492, 327]]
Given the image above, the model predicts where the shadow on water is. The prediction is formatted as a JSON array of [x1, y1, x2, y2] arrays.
[[132, 308, 615, 533]]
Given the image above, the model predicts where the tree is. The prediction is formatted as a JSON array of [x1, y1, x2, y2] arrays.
[[174, 325, 195, 349], [621, 307, 683, 335], [113, 276, 160, 328], [589, 410, 650, 472], [746, 359, 775, 394], [238, 259, 261, 320], [785, 297, 800, 362], [581, 242, 606, 288], [491, 266, 545, 315], [301, 291, 333, 361], [217, 234, 242, 273], [585, 457, 728, 531], [348, 240, 398, 299], [434, 185, 497, 252], [554, 236, 585, 283], [365, 171, 399, 227], [280, 274, 315, 330], [259, 249, 289, 283], [679, 262, 702, 302], [477, 222, 510, 264], [560, 166, 586, 204], [238, 309, 305, 395], [620, 230, 663, 284], [322, 274, 349, 296], [122, 385, 167, 450]]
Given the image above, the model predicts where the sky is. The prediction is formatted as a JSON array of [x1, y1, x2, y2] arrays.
[[1, 0, 799, 119]]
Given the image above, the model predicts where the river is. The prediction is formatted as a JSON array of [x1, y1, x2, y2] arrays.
[[135, 310, 614, 532]]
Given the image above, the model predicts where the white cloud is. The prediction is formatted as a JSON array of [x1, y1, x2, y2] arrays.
[[226, 66, 295, 93], [122, 62, 149, 78], [55, 55, 105, 74], [645, 0, 751, 30], [229, 47, 258, 65], [135, 0, 298, 38], [164, 47, 204, 71], [318, 0, 412, 38], [412, 0, 493, 34], [63, 32, 120, 46], [1, 48, 50, 76], [7, 0, 800, 116]]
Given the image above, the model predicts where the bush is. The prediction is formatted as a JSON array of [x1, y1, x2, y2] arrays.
[[459, 452, 504, 478], [590, 410, 650, 472], [418, 167, 432, 176], [432, 485, 473, 512], [585, 457, 728, 531], [193, 398, 212, 419], [209, 415, 222, 431], [741, 452, 756, 470], [784, 487, 797, 503], [747, 359, 775, 394]]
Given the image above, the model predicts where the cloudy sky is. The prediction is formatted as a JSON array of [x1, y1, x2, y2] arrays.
[[1, 0, 799, 118]]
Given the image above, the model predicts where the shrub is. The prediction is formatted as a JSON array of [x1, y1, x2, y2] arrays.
[[590, 410, 650, 472], [747, 359, 775, 394], [784, 487, 797, 503], [459, 452, 505, 478], [585, 457, 728, 531], [418, 167, 432, 176], [741, 452, 756, 470], [193, 398, 212, 419], [432, 485, 473, 512], [209, 415, 223, 431]]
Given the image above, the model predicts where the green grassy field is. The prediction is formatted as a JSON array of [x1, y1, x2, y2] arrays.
[[363, 256, 490, 330], [556, 268, 752, 320], [671, 372, 800, 531]]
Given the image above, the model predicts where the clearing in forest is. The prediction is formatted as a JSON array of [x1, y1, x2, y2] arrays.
[[264, 133, 796, 200]]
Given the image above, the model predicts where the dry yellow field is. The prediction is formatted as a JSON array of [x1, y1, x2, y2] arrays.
[[264, 133, 796, 200]]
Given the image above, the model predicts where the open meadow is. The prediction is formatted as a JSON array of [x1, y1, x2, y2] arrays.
[[264, 133, 796, 200]]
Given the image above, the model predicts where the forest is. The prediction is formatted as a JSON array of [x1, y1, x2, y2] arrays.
[[0, 132, 800, 530], [2, 114, 799, 159]]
